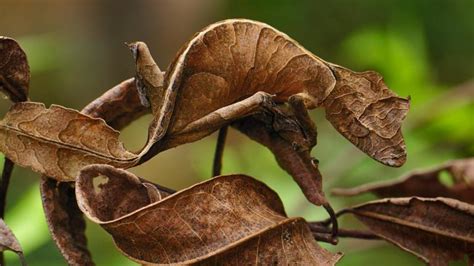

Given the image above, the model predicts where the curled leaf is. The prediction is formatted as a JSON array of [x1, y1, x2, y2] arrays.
[[346, 197, 474, 265], [0, 102, 138, 181], [0, 37, 29, 102], [75, 164, 342, 265], [332, 158, 474, 203], [0, 218, 26, 266]]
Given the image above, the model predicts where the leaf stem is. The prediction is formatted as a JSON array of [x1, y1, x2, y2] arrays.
[[309, 222, 380, 242], [0, 158, 14, 265], [212, 126, 228, 176], [0, 158, 14, 218], [322, 203, 339, 243]]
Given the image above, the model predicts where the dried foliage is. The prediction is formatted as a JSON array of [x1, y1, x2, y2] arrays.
[[341, 197, 474, 265], [40, 178, 93, 266], [0, 102, 137, 181], [75, 164, 342, 265], [333, 158, 474, 203], [0, 36, 30, 265], [0, 37, 29, 102], [39, 78, 147, 266], [0, 218, 25, 266], [0, 19, 468, 265]]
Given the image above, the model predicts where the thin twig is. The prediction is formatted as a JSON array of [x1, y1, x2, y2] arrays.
[[312, 232, 337, 244], [212, 126, 228, 176], [0, 158, 14, 265], [313, 208, 351, 226], [138, 176, 176, 195], [153, 183, 176, 195], [0, 158, 14, 218], [322, 203, 339, 243], [309, 222, 380, 241]]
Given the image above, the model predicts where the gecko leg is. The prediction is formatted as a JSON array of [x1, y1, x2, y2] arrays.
[[209, 93, 316, 178], [154, 91, 276, 153], [232, 100, 339, 242], [288, 94, 318, 149]]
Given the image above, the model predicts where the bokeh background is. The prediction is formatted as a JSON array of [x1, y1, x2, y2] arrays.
[[0, 0, 473, 265]]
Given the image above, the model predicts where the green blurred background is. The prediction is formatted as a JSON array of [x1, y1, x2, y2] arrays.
[[0, 0, 473, 265]]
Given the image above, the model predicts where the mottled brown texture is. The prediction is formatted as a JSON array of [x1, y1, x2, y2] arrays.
[[40, 178, 93, 266], [130, 19, 407, 211], [0, 36, 30, 266], [0, 218, 26, 266], [0, 102, 137, 181], [0, 20, 413, 264], [82, 78, 149, 130], [0, 19, 409, 182], [127, 42, 164, 110], [332, 158, 474, 203], [0, 37, 29, 102], [346, 197, 474, 265], [40, 78, 150, 265], [233, 105, 324, 205], [131, 19, 408, 168], [150, 91, 275, 155], [323, 65, 409, 166], [75, 165, 342, 265], [196, 219, 340, 266]]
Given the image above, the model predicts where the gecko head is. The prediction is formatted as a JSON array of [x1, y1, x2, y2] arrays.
[[325, 65, 410, 167]]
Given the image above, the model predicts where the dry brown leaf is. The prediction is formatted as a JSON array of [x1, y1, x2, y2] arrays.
[[0, 36, 30, 266], [0, 37, 29, 102], [195, 219, 338, 265], [332, 158, 474, 203], [0, 218, 26, 266], [40, 78, 150, 265], [82, 78, 149, 130], [131, 19, 408, 168], [40, 178, 93, 266], [346, 197, 474, 265], [75, 164, 342, 265], [0, 102, 138, 181]]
